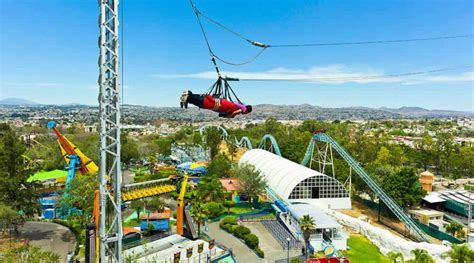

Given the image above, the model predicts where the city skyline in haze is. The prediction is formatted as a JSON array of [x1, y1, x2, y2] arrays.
[[1, 0, 473, 111]]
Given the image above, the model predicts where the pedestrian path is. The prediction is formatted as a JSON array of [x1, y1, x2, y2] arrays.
[[206, 222, 264, 262]]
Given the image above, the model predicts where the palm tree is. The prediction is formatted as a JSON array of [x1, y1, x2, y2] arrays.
[[445, 222, 463, 236], [299, 214, 316, 261], [441, 244, 474, 263], [144, 197, 166, 227], [191, 202, 208, 235], [130, 199, 144, 221], [387, 251, 405, 263], [410, 248, 434, 263], [197, 175, 225, 202], [226, 139, 238, 161]]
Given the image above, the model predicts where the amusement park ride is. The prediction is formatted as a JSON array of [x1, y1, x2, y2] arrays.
[[47, 121, 197, 261], [87, 0, 432, 261], [47, 120, 98, 217]]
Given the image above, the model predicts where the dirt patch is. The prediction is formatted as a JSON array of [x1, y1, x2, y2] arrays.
[[340, 200, 440, 243]]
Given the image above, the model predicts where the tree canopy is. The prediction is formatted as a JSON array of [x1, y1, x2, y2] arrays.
[[236, 164, 267, 203], [380, 167, 426, 209], [0, 124, 40, 216]]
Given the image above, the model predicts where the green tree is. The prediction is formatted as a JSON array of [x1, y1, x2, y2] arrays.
[[452, 146, 474, 178], [147, 154, 157, 174], [121, 134, 140, 164], [203, 202, 224, 219], [435, 132, 455, 175], [445, 222, 463, 236], [190, 202, 208, 235], [144, 197, 166, 227], [380, 167, 426, 208], [0, 124, 40, 216], [56, 174, 98, 227], [299, 214, 316, 261], [130, 199, 145, 221], [0, 202, 24, 234], [387, 251, 404, 263], [441, 244, 474, 263], [192, 132, 203, 146], [2, 245, 60, 263], [226, 139, 238, 161], [204, 127, 223, 160], [375, 146, 391, 166], [196, 175, 225, 202], [207, 153, 231, 177], [236, 164, 267, 204], [407, 248, 434, 263], [223, 201, 234, 213], [154, 138, 172, 156]]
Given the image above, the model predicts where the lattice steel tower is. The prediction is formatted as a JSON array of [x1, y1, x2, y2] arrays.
[[98, 0, 123, 261]]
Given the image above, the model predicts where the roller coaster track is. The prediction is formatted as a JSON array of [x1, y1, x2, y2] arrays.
[[233, 136, 253, 149], [213, 125, 430, 242], [198, 124, 229, 139], [311, 132, 430, 242], [257, 134, 283, 156]]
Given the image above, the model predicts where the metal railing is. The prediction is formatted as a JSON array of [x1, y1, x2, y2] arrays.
[[312, 133, 430, 242]]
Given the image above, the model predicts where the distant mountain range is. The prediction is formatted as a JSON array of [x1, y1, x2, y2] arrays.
[[1, 97, 472, 120], [0, 98, 38, 105]]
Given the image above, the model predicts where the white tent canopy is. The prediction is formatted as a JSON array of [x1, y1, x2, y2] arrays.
[[239, 149, 351, 209]]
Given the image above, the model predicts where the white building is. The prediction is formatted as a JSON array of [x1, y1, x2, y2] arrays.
[[239, 149, 351, 210], [122, 235, 228, 262], [281, 203, 348, 251]]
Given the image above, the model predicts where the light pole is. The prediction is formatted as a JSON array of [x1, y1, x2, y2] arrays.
[[287, 237, 291, 263]]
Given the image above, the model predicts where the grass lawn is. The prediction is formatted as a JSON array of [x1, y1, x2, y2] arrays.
[[342, 234, 390, 263], [229, 206, 254, 214]]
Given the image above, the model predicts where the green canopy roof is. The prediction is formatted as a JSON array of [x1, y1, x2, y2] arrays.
[[27, 169, 67, 182]]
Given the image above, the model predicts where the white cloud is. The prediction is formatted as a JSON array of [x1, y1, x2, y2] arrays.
[[402, 72, 474, 85], [151, 65, 473, 85]]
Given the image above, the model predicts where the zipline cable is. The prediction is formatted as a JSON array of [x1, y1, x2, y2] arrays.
[[268, 34, 474, 47], [194, 3, 474, 49], [189, 0, 268, 66], [228, 64, 474, 82]]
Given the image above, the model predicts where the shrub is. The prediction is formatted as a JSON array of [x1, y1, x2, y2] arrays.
[[243, 233, 259, 249], [230, 224, 240, 234], [220, 223, 234, 233], [222, 216, 237, 225], [291, 257, 303, 263], [233, 225, 251, 239], [204, 202, 224, 219], [255, 247, 265, 258]]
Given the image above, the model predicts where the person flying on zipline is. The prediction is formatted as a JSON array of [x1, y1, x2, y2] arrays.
[[180, 90, 252, 118]]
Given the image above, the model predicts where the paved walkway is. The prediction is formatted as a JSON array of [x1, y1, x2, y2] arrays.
[[19, 221, 76, 262], [206, 222, 264, 262], [243, 222, 300, 263]]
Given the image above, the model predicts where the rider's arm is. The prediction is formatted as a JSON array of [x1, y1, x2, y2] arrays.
[[230, 109, 243, 118]]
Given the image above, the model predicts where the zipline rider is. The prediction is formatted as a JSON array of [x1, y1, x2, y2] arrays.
[[180, 90, 252, 118]]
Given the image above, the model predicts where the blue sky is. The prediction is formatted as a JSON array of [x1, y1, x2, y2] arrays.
[[1, 0, 473, 111]]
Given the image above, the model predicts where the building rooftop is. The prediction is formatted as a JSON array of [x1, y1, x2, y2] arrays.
[[287, 203, 341, 229], [220, 178, 240, 191], [139, 208, 171, 220], [423, 192, 446, 203], [408, 209, 444, 217]]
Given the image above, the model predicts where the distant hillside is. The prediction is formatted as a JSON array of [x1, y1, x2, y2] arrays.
[[0, 98, 38, 105], [379, 106, 473, 118], [1, 102, 472, 121]]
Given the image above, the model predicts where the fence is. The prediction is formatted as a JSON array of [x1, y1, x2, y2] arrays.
[[261, 220, 302, 250], [414, 221, 463, 244]]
